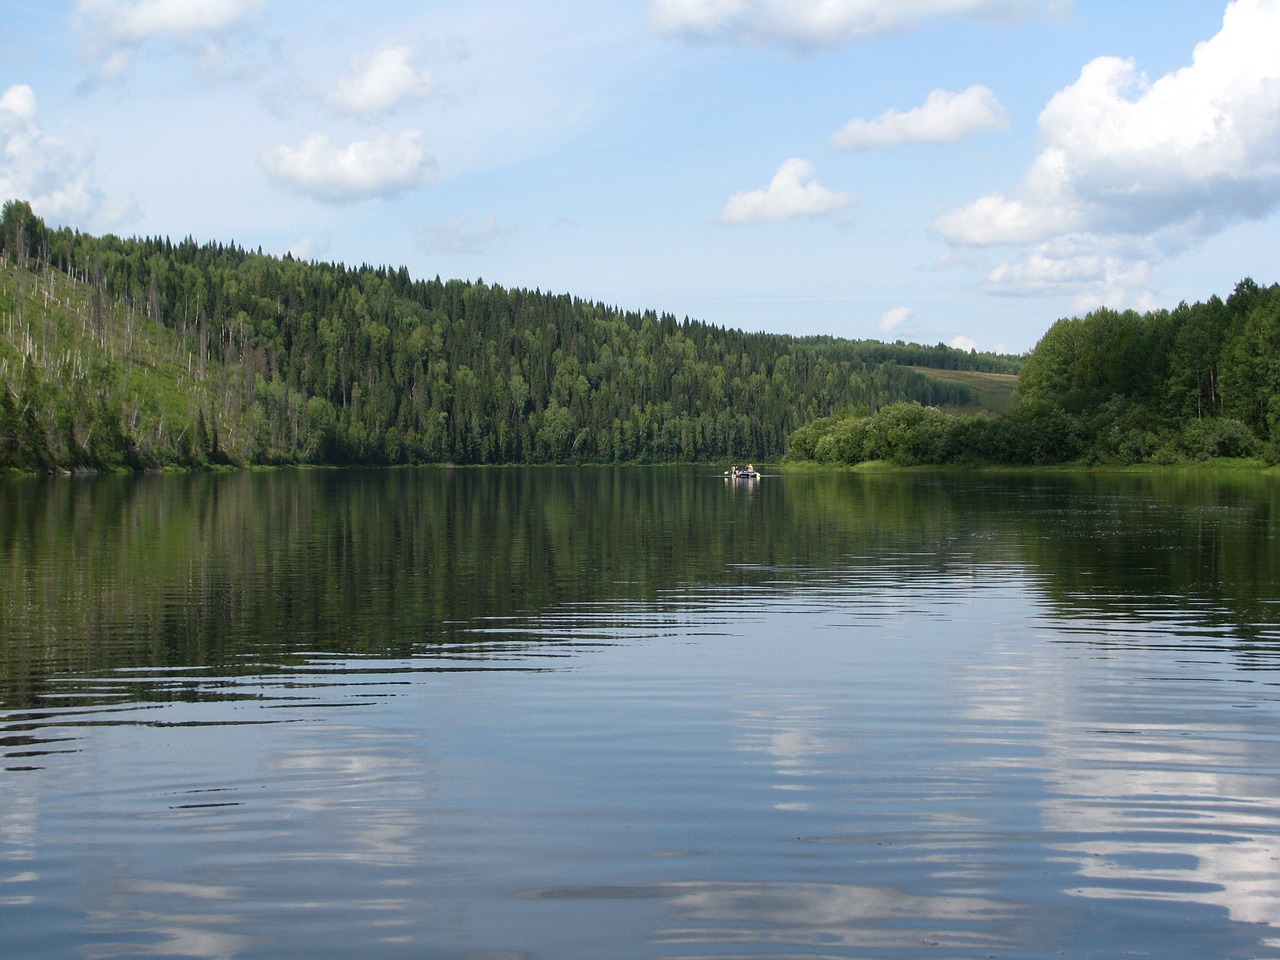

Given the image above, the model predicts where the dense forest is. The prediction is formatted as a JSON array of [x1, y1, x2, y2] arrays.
[[0, 200, 1010, 473], [787, 278, 1280, 467]]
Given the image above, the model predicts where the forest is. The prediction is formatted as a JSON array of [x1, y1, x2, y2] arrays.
[[0, 200, 1008, 473], [4, 199, 1273, 474], [786, 278, 1280, 467]]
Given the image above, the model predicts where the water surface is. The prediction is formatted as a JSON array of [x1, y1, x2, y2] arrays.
[[2, 467, 1279, 959]]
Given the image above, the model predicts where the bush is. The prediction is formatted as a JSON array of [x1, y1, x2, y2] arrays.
[[1175, 417, 1258, 460], [996, 409, 1088, 464], [814, 416, 874, 463], [786, 415, 845, 461]]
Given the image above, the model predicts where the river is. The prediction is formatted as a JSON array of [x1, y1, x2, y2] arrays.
[[2, 467, 1279, 959]]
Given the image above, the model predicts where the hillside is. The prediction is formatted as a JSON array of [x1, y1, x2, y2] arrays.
[[0, 200, 1013, 473], [907, 366, 1019, 413], [0, 255, 248, 471], [790, 279, 1280, 467]]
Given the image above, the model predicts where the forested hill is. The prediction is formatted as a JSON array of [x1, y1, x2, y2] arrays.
[[0, 200, 1014, 473], [787, 278, 1280, 468]]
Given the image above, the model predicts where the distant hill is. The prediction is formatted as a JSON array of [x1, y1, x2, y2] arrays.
[[0, 199, 1019, 473], [907, 367, 1019, 413]]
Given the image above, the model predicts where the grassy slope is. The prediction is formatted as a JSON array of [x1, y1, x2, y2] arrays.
[[909, 366, 1019, 413], [0, 258, 246, 468]]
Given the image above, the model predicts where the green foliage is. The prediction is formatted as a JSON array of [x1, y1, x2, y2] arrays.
[[809, 335, 1022, 374], [1167, 417, 1258, 462], [1014, 307, 1169, 414], [789, 402, 1089, 467], [7, 201, 1272, 474], [1220, 281, 1280, 442], [786, 278, 1280, 469], [0, 202, 1006, 472]]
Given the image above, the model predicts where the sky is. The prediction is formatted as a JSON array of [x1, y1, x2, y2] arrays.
[[2, 0, 1278, 355]]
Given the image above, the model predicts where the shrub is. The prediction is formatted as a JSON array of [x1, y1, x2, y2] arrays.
[[1175, 417, 1258, 460]]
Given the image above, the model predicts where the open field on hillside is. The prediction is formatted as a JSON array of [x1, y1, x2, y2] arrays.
[[911, 366, 1019, 413]]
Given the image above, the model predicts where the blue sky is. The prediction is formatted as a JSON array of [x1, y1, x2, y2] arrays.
[[3, 1, 1278, 354]]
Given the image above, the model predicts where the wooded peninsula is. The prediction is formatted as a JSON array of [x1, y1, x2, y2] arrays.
[[1, 199, 1275, 473]]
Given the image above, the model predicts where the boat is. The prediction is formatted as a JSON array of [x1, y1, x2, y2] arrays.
[[724, 465, 760, 480]]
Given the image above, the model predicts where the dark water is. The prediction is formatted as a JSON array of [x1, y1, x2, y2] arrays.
[[2, 467, 1280, 959]]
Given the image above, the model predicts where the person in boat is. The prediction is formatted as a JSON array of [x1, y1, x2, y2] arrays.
[[746, 463, 756, 477]]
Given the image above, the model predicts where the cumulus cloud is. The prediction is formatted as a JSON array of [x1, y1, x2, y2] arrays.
[[935, 0, 1280, 304], [75, 0, 263, 44], [260, 132, 436, 203], [0, 84, 136, 228], [720, 158, 854, 225], [328, 46, 436, 117], [648, 0, 1057, 51], [878, 306, 914, 334], [934, 193, 1078, 245], [984, 235, 1163, 311], [73, 0, 264, 80], [832, 85, 1009, 150]]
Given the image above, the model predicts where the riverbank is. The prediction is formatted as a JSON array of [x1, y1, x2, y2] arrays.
[[778, 456, 1279, 474]]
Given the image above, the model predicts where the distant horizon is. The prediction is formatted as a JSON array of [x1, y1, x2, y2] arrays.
[[3, 1, 1278, 355]]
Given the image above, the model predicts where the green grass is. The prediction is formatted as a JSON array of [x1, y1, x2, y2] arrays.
[[0, 259, 250, 470], [909, 366, 1019, 413]]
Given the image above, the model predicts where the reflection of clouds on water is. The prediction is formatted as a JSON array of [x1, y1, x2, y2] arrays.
[[523, 879, 1014, 951], [0, 786, 38, 908], [271, 735, 426, 868], [659, 880, 1012, 949], [84, 878, 253, 960], [952, 633, 1280, 932], [732, 698, 834, 810], [1042, 728, 1280, 927], [0, 697, 441, 959]]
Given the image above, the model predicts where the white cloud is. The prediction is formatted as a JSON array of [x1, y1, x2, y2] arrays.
[[0, 84, 136, 229], [0, 84, 37, 124], [328, 46, 436, 117], [73, 0, 264, 80], [934, 192, 1078, 245], [951, 334, 978, 351], [260, 132, 436, 204], [648, 0, 1058, 51], [984, 235, 1163, 312], [75, 0, 263, 43], [832, 85, 1009, 150], [878, 306, 914, 334], [720, 158, 854, 225], [935, 0, 1280, 305]]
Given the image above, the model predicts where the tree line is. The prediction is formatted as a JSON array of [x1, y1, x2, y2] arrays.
[[787, 278, 1280, 467], [0, 200, 988, 472]]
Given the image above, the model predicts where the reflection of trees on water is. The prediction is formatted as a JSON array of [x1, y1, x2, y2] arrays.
[[2, 469, 1278, 712], [1004, 472, 1280, 646], [0, 468, 969, 709]]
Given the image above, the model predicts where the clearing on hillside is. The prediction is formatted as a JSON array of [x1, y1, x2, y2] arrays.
[[910, 366, 1019, 414]]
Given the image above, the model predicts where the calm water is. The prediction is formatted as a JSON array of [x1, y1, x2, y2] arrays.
[[2, 467, 1280, 959]]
